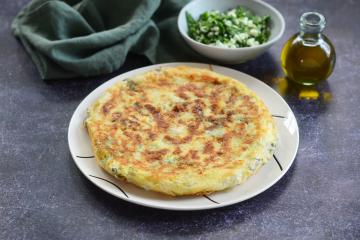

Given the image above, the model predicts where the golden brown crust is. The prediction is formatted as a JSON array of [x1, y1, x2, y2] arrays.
[[85, 66, 277, 196]]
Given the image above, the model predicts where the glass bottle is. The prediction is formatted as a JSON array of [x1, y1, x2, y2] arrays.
[[281, 12, 336, 86]]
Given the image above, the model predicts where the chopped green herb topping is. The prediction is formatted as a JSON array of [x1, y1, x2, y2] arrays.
[[186, 7, 270, 48], [127, 80, 137, 91]]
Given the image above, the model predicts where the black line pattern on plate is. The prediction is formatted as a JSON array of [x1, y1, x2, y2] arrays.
[[273, 154, 283, 171], [203, 194, 220, 204], [89, 175, 129, 198], [272, 115, 286, 119], [208, 64, 213, 71], [76, 155, 95, 158]]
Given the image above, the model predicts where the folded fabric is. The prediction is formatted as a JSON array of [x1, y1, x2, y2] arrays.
[[11, 0, 203, 80]]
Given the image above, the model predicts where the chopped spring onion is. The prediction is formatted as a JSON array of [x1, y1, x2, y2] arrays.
[[186, 7, 270, 48]]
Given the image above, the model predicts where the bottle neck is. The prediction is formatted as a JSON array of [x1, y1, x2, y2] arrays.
[[300, 31, 322, 43], [299, 12, 326, 44]]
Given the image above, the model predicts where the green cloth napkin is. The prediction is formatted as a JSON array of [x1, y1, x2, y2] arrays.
[[12, 0, 203, 80]]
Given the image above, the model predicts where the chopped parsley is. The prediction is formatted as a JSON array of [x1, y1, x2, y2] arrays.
[[186, 7, 270, 48], [126, 80, 137, 91]]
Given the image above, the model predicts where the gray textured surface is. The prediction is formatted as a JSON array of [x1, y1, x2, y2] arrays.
[[1, 0, 359, 239]]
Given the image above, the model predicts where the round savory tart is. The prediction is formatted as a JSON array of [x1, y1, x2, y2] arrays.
[[85, 66, 277, 196]]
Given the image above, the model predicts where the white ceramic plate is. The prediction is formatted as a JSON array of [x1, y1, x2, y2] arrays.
[[68, 63, 299, 211]]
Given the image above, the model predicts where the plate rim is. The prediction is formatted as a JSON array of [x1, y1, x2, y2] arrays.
[[68, 62, 299, 211]]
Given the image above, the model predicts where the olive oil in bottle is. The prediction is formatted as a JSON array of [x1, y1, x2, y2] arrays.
[[281, 12, 336, 85]]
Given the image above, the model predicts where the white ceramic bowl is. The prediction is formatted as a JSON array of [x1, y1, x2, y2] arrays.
[[178, 0, 285, 64]]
